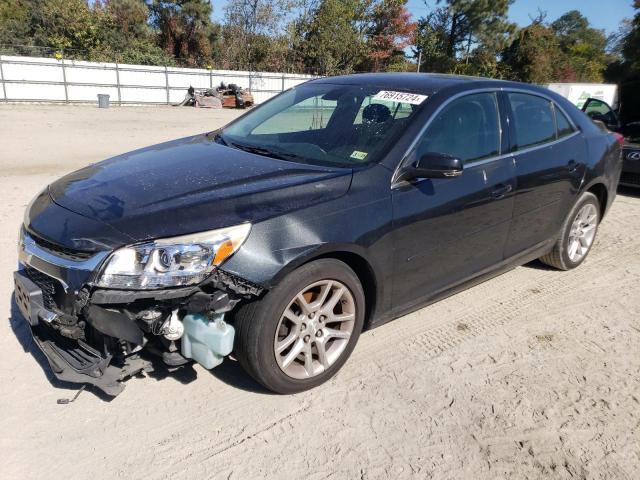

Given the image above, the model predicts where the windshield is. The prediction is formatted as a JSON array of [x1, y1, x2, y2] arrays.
[[220, 83, 425, 167]]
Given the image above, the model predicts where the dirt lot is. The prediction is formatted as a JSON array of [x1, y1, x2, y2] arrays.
[[1, 105, 639, 480]]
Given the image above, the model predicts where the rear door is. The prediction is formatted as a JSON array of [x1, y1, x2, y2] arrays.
[[391, 91, 516, 311], [503, 92, 587, 257]]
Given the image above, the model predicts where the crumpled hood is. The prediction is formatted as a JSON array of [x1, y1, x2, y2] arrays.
[[48, 134, 352, 243]]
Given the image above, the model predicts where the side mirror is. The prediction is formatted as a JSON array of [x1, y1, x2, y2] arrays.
[[398, 152, 463, 182]]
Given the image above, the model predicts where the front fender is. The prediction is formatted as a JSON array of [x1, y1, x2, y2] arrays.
[[221, 164, 395, 322], [263, 242, 379, 288]]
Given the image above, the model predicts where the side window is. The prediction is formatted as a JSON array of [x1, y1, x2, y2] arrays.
[[414, 92, 500, 163], [252, 96, 337, 134], [554, 106, 575, 138], [508, 93, 555, 149]]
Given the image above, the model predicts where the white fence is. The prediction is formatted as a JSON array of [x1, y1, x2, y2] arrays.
[[0, 55, 317, 105]]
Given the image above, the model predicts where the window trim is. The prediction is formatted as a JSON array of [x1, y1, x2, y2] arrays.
[[392, 87, 582, 187]]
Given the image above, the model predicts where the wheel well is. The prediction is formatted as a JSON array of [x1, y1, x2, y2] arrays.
[[587, 183, 608, 218], [312, 252, 378, 327]]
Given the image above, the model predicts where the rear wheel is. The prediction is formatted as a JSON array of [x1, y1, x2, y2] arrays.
[[234, 259, 365, 393], [539, 192, 600, 270]]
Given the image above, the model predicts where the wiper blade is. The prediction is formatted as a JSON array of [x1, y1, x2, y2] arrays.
[[228, 142, 303, 162], [213, 132, 228, 145]]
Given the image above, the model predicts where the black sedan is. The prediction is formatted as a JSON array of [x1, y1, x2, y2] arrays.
[[15, 74, 622, 395]]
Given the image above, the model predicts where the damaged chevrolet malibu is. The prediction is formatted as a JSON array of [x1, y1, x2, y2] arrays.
[[15, 73, 623, 396]]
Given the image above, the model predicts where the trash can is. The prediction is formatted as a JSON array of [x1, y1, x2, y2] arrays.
[[97, 94, 110, 108]]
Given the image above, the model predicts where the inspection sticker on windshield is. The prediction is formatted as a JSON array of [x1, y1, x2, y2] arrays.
[[350, 151, 368, 161], [372, 91, 428, 105]]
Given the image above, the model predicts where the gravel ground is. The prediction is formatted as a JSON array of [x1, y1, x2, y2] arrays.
[[1, 105, 639, 480]]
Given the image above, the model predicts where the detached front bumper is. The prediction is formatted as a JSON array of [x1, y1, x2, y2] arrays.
[[14, 269, 152, 396], [15, 229, 263, 396]]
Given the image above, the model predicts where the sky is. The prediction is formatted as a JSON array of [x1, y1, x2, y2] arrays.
[[211, 0, 636, 35]]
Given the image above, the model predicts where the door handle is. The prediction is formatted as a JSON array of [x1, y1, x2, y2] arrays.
[[567, 160, 578, 173], [491, 183, 513, 199]]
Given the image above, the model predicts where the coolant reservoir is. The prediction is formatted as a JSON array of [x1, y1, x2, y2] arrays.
[[181, 313, 235, 369]]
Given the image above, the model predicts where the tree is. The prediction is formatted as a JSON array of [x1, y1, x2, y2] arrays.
[[439, 0, 514, 59], [413, 0, 515, 74], [296, 0, 372, 75], [0, 0, 32, 53], [220, 0, 295, 71], [147, 0, 217, 67], [94, 0, 174, 65], [413, 7, 458, 72], [551, 10, 609, 82], [364, 0, 415, 72], [501, 21, 561, 83], [622, 0, 640, 73], [27, 0, 103, 58]]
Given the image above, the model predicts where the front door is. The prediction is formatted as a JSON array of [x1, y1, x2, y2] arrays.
[[391, 91, 516, 313]]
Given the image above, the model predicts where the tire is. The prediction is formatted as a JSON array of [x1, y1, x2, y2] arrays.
[[539, 192, 600, 270], [233, 259, 366, 394]]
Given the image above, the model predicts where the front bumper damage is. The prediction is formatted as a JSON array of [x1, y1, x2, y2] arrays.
[[14, 239, 263, 396]]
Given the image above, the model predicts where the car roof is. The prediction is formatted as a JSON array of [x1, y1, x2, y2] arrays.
[[310, 72, 514, 95]]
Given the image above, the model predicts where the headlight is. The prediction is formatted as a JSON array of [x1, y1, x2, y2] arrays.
[[97, 224, 251, 290]]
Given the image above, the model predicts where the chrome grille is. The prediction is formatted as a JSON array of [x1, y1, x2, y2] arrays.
[[620, 172, 640, 185], [29, 232, 94, 261]]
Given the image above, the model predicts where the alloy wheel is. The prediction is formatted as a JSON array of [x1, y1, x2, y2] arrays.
[[567, 203, 598, 262], [274, 280, 356, 379]]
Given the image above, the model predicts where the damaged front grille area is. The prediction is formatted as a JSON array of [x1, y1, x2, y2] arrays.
[[207, 268, 264, 297], [23, 266, 58, 310], [29, 231, 94, 261], [35, 324, 110, 377], [32, 323, 152, 397], [16, 258, 265, 396]]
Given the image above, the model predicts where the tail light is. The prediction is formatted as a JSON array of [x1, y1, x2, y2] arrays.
[[613, 132, 625, 146]]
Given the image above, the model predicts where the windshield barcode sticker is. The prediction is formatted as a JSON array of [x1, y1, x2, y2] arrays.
[[350, 151, 368, 160], [372, 91, 428, 105]]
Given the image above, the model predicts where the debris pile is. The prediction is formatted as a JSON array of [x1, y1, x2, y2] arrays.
[[176, 83, 254, 109]]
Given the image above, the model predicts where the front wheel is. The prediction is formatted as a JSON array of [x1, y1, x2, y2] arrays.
[[539, 191, 600, 270], [234, 259, 365, 394]]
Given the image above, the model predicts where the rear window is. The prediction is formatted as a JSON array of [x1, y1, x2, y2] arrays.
[[508, 93, 555, 149]]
